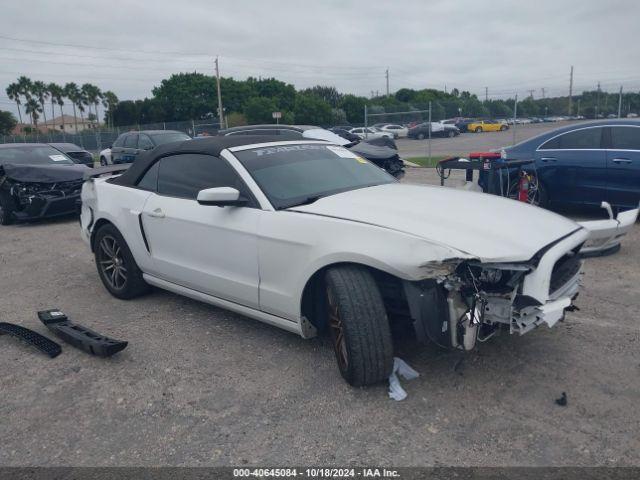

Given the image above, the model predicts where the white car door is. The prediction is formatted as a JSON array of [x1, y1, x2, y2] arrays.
[[139, 153, 261, 309]]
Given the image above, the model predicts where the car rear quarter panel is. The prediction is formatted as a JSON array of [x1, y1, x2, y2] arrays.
[[82, 179, 152, 267]]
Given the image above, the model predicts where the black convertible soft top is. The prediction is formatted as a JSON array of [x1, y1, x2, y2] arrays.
[[111, 135, 289, 187]]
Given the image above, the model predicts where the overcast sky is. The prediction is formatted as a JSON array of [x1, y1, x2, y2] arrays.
[[1, 0, 639, 118]]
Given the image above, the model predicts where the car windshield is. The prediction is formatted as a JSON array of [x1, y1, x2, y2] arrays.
[[150, 132, 191, 145], [234, 143, 395, 210], [0, 146, 74, 166]]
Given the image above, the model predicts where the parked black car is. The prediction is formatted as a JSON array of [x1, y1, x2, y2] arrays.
[[0, 144, 88, 225], [328, 127, 360, 143], [442, 118, 476, 133], [218, 124, 404, 177], [407, 122, 460, 139], [109, 130, 191, 165], [49, 142, 94, 167]]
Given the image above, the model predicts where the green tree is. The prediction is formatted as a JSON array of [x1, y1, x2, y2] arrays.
[[153, 73, 216, 121], [24, 97, 41, 127], [243, 96, 277, 124], [101, 90, 119, 128], [82, 83, 102, 127], [47, 83, 64, 131], [64, 83, 81, 133], [301, 85, 342, 107], [294, 94, 332, 125], [338, 94, 367, 124], [0, 110, 17, 134], [5, 83, 24, 125], [31, 81, 49, 130]]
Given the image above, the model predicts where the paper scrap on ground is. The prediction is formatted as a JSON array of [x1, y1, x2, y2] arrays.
[[388, 357, 420, 401]]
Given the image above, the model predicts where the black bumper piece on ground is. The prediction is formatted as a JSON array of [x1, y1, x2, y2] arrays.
[[0, 322, 62, 358], [38, 309, 128, 357]]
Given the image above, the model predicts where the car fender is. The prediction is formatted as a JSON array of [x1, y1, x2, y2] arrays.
[[255, 210, 472, 322]]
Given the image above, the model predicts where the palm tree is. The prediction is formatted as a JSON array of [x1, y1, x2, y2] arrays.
[[17, 76, 33, 103], [32, 81, 49, 133], [48, 83, 65, 139], [102, 90, 119, 129], [81, 83, 102, 128], [5, 83, 23, 125], [24, 97, 42, 128], [64, 82, 80, 134], [77, 88, 87, 127]]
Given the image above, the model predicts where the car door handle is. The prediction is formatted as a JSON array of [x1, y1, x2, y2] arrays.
[[611, 158, 632, 164], [146, 208, 165, 218], [540, 157, 557, 162]]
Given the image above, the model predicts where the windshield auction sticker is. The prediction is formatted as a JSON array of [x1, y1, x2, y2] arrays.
[[49, 155, 68, 162]]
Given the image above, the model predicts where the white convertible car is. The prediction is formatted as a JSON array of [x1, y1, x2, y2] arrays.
[[81, 136, 586, 386]]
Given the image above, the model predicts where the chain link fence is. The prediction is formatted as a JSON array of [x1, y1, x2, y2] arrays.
[[1, 119, 222, 154]]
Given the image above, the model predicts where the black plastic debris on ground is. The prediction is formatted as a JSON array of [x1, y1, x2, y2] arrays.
[[555, 391, 568, 407], [0, 322, 62, 358]]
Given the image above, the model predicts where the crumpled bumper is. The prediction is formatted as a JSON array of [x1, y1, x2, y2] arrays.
[[578, 202, 639, 257], [13, 193, 81, 220]]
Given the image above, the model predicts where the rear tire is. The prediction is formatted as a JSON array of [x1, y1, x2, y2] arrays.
[[325, 265, 393, 386], [94, 223, 150, 299], [100, 156, 107, 166], [500, 125, 507, 131], [417, 132, 425, 140], [475, 127, 483, 133], [448, 130, 455, 138]]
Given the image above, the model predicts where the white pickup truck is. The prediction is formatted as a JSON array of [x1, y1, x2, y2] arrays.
[[81, 136, 587, 386]]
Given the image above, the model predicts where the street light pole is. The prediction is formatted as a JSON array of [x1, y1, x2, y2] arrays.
[[215, 56, 224, 129]]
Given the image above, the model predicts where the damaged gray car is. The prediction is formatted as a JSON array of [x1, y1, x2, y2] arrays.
[[0, 144, 87, 225]]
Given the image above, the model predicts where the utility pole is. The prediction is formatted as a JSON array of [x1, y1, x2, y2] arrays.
[[596, 81, 601, 118], [568, 65, 574, 115], [215, 56, 224, 128], [541, 87, 546, 99], [485, 87, 488, 102], [528, 89, 535, 99], [618, 86, 623, 118], [512, 94, 518, 146], [385, 68, 389, 97]]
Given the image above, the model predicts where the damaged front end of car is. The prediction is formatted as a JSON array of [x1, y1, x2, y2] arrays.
[[401, 230, 586, 351], [0, 164, 85, 222]]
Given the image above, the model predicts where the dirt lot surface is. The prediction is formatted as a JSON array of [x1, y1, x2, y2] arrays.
[[396, 121, 580, 158], [1, 166, 639, 467]]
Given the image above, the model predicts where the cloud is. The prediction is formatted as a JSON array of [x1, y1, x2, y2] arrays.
[[1, 0, 639, 117]]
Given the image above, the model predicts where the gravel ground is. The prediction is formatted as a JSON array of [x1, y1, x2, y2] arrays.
[[0, 167, 638, 467]]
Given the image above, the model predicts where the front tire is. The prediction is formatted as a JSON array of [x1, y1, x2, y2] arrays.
[[94, 223, 150, 299], [475, 126, 483, 133], [100, 156, 107, 166], [417, 132, 426, 140], [500, 125, 507, 131], [325, 265, 393, 386]]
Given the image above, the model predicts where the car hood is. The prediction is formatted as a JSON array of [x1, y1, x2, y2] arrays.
[[288, 183, 582, 262], [0, 163, 88, 183]]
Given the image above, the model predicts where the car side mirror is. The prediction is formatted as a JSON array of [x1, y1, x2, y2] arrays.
[[197, 187, 248, 207]]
